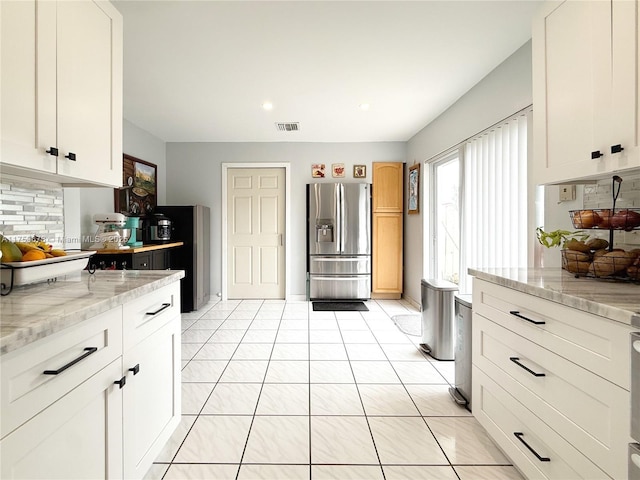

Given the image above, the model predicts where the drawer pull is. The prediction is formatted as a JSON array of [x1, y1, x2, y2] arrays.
[[146, 303, 171, 315], [509, 310, 545, 325], [510, 357, 546, 377], [114, 376, 126, 389], [43, 347, 98, 375], [128, 364, 140, 375], [514, 432, 550, 462]]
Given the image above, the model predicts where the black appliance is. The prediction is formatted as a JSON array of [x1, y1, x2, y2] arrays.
[[140, 213, 172, 243], [155, 205, 210, 312]]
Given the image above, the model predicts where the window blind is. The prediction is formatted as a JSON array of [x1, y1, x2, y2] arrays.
[[459, 109, 531, 294]]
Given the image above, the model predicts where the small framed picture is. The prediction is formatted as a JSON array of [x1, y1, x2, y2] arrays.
[[408, 163, 420, 214], [312, 164, 326, 178], [332, 163, 345, 178], [353, 165, 366, 178]]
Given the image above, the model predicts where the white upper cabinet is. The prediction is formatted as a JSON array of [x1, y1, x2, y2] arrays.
[[0, 0, 123, 187], [533, 0, 640, 184]]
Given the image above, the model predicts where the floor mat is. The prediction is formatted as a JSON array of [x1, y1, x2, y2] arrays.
[[312, 301, 369, 312], [392, 314, 422, 336]]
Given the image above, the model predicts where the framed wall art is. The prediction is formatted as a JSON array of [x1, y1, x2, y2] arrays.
[[311, 164, 326, 178], [114, 154, 158, 215], [353, 165, 366, 178], [332, 163, 345, 178], [408, 163, 420, 214]]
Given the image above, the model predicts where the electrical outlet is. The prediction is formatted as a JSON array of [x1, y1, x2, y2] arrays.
[[558, 185, 576, 202]]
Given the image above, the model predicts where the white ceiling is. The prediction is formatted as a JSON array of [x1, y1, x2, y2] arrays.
[[113, 0, 542, 143]]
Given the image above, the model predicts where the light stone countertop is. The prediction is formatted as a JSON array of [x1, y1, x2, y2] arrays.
[[0, 270, 185, 355], [469, 267, 640, 327]]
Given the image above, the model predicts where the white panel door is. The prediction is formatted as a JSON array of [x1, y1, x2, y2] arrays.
[[227, 168, 285, 299]]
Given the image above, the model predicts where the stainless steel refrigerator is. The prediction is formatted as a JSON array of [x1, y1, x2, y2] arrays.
[[155, 205, 210, 312], [307, 183, 371, 300]]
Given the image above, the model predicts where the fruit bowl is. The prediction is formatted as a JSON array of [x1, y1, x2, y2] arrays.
[[1, 251, 95, 290], [569, 208, 640, 230]]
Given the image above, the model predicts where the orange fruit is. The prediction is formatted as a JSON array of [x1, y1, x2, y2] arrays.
[[22, 249, 46, 261]]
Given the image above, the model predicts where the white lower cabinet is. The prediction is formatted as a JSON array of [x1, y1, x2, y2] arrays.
[[0, 359, 123, 479], [123, 316, 180, 478], [0, 281, 181, 479], [472, 278, 634, 480]]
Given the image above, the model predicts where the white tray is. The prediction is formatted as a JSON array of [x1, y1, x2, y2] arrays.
[[1, 251, 95, 288]]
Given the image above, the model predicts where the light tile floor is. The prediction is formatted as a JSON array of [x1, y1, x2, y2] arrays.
[[146, 299, 525, 480]]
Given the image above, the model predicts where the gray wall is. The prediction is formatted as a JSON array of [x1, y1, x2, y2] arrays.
[[404, 41, 534, 305], [165, 142, 406, 297], [71, 119, 167, 247]]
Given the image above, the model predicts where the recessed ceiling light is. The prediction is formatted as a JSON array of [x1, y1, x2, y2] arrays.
[[359, 103, 370, 111], [262, 102, 273, 111]]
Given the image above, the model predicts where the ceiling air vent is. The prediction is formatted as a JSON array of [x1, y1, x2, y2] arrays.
[[275, 122, 300, 132]]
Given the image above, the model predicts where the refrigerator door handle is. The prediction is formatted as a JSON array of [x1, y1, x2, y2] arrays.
[[340, 183, 346, 253], [335, 184, 341, 253]]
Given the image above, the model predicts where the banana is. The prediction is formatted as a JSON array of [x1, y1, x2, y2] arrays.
[[15, 242, 40, 254], [50, 249, 67, 257]]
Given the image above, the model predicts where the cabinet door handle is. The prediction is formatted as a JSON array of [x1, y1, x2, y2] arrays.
[[45, 147, 59, 157], [510, 357, 546, 377], [114, 376, 126, 389], [591, 150, 604, 159], [64, 152, 76, 161], [514, 432, 550, 462], [611, 144, 624, 154], [128, 364, 140, 375], [146, 303, 171, 315], [509, 310, 545, 325], [43, 347, 98, 375]]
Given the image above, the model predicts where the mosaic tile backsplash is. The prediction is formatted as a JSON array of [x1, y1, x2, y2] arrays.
[[0, 178, 65, 249], [582, 173, 639, 209]]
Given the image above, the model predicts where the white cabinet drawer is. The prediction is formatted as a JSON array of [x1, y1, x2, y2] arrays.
[[473, 368, 609, 480], [473, 279, 633, 389], [123, 282, 180, 351], [474, 314, 630, 479], [1, 307, 122, 438]]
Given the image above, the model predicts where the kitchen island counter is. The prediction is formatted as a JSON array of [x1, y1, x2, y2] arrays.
[[469, 267, 640, 326], [0, 270, 185, 355]]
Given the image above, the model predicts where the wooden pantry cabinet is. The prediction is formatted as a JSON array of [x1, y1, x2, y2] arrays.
[[0, 0, 123, 187], [533, 0, 640, 184], [372, 162, 403, 299]]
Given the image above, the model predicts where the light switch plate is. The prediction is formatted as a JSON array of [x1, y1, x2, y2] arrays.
[[559, 185, 576, 202]]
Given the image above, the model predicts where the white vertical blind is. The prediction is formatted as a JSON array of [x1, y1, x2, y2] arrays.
[[459, 109, 530, 294]]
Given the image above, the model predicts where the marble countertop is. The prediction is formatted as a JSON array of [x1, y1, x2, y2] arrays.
[[469, 268, 640, 326], [0, 270, 185, 355]]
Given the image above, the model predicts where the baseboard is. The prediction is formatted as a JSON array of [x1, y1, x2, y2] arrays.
[[371, 292, 402, 300], [402, 294, 420, 310]]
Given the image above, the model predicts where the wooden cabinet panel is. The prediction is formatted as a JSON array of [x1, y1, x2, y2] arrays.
[[372, 212, 403, 295], [372, 163, 403, 212], [372, 162, 404, 297]]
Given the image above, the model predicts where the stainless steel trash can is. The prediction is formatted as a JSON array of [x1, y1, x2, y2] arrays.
[[419, 279, 458, 361], [450, 294, 472, 411]]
